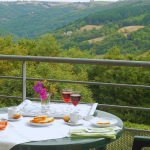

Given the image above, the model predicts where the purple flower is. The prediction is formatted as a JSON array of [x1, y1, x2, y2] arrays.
[[37, 82, 42, 88], [33, 82, 43, 93], [33, 86, 39, 92], [39, 88, 47, 99]]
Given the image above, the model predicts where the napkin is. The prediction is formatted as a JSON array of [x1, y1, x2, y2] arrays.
[[0, 121, 7, 130], [70, 127, 116, 139]]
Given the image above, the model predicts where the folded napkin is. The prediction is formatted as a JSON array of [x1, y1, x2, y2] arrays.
[[70, 127, 116, 139], [0, 121, 7, 130]]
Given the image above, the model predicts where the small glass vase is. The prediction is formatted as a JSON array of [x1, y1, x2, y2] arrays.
[[41, 94, 50, 114]]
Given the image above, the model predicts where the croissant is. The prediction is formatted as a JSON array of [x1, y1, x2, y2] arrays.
[[14, 113, 21, 119], [30, 115, 54, 124], [63, 116, 70, 122]]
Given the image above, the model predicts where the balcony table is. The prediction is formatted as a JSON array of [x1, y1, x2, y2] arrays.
[[0, 107, 124, 150]]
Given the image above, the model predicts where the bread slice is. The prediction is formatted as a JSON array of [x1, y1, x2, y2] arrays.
[[97, 120, 110, 125], [40, 117, 54, 124], [34, 118, 43, 123], [34, 115, 47, 121], [30, 116, 54, 124]]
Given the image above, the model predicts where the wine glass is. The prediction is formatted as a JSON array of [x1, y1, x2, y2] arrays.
[[70, 91, 81, 112], [62, 89, 72, 113]]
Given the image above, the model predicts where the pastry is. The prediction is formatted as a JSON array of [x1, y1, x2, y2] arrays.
[[97, 120, 110, 125], [40, 117, 54, 123], [14, 113, 21, 119], [34, 115, 47, 121], [30, 115, 54, 124], [63, 116, 70, 122]]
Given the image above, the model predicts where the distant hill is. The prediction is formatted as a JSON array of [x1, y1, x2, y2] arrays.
[[0, 0, 137, 39], [50, 0, 150, 56], [0, 27, 20, 43]]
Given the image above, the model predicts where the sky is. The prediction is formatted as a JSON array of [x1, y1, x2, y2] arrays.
[[1, 0, 119, 2]]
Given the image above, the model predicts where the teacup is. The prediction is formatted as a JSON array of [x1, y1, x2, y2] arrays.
[[70, 112, 82, 124], [8, 107, 20, 119]]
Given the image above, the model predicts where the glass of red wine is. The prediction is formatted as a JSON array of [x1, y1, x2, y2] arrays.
[[70, 91, 81, 112], [62, 89, 72, 112]]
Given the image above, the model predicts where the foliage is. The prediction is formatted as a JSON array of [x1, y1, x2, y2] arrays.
[[90, 47, 150, 125], [124, 121, 150, 130], [0, 27, 19, 43], [0, 36, 94, 108]]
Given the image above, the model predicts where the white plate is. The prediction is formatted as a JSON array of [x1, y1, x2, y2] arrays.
[[65, 120, 83, 126], [90, 117, 118, 127], [8, 116, 23, 121], [29, 121, 53, 127]]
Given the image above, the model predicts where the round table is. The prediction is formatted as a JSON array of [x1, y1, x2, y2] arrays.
[[0, 107, 124, 150]]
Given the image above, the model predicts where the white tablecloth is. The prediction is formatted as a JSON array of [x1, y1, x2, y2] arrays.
[[0, 114, 122, 150]]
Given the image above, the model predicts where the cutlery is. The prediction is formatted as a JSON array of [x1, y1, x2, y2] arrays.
[[85, 128, 110, 133]]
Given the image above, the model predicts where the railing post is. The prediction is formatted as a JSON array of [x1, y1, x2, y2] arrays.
[[22, 61, 26, 101]]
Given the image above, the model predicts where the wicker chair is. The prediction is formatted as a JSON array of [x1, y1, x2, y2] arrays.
[[132, 136, 150, 150]]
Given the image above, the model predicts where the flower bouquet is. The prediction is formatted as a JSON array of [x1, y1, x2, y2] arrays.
[[33, 79, 57, 114]]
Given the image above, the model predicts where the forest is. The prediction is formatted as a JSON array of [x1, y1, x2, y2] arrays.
[[0, 0, 135, 40], [0, 0, 150, 129], [51, 0, 150, 56]]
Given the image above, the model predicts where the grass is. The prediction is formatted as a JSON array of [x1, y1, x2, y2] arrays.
[[87, 36, 105, 43], [118, 25, 145, 37], [80, 25, 103, 31]]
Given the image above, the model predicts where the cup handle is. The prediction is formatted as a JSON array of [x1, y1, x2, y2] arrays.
[[17, 111, 21, 115], [78, 115, 82, 120]]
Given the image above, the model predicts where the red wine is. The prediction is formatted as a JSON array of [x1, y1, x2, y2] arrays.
[[62, 92, 72, 104], [70, 94, 81, 106]]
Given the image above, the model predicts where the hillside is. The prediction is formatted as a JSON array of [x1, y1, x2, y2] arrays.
[[50, 0, 150, 56], [0, 0, 132, 40], [87, 25, 145, 44], [0, 27, 20, 43]]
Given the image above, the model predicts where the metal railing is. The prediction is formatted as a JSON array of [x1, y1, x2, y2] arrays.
[[0, 55, 150, 149]]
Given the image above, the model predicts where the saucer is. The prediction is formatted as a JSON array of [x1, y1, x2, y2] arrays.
[[65, 120, 83, 126], [8, 116, 23, 121]]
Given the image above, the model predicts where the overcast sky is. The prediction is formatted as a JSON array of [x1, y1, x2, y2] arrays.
[[1, 0, 119, 2], [41, 0, 119, 2]]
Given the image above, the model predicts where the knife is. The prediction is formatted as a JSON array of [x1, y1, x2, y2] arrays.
[[85, 128, 110, 133]]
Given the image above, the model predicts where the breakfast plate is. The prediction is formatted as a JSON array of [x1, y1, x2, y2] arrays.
[[29, 121, 53, 127], [65, 120, 84, 126], [90, 117, 118, 127]]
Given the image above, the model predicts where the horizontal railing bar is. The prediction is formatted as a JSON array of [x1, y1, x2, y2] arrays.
[[0, 76, 22, 79], [0, 77, 150, 89], [125, 128, 150, 133], [27, 78, 150, 89], [98, 104, 150, 111], [1, 55, 150, 67], [0, 95, 22, 99], [1, 76, 150, 89]]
